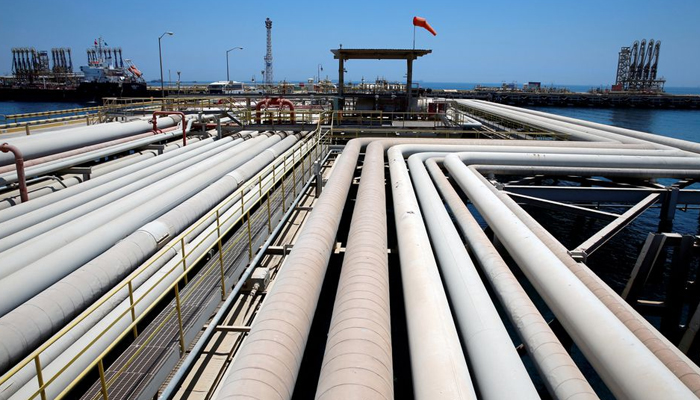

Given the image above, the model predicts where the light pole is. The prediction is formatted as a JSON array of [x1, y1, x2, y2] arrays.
[[317, 63, 323, 84], [226, 47, 243, 82], [158, 31, 174, 98]]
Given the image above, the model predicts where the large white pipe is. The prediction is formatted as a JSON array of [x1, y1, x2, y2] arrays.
[[5, 135, 315, 400], [474, 99, 700, 154], [425, 158, 598, 400], [407, 153, 539, 399], [314, 141, 394, 400], [0, 134, 307, 386], [0, 136, 247, 246], [444, 153, 696, 399], [0, 135, 219, 223], [0, 116, 178, 166], [0, 135, 282, 316], [211, 138, 673, 400], [458, 99, 660, 147], [0, 136, 209, 210], [470, 161, 700, 396]]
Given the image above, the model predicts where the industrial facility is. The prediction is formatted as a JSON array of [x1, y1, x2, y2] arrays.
[[1, 18, 700, 399], [1, 82, 700, 399]]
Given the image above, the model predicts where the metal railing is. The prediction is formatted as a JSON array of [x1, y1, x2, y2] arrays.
[[0, 116, 329, 400]]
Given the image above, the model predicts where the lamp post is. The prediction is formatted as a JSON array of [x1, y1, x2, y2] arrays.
[[158, 31, 174, 99], [226, 47, 243, 82], [317, 63, 323, 84]]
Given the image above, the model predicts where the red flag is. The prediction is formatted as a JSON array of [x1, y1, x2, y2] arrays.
[[413, 16, 437, 36], [94, 39, 98, 46]]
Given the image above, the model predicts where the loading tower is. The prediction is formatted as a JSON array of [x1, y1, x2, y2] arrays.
[[614, 39, 665, 92]]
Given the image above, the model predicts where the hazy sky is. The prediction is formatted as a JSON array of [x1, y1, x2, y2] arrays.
[[1, 0, 699, 87]]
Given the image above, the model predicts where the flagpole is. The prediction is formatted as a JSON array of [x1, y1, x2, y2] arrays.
[[413, 25, 416, 50]]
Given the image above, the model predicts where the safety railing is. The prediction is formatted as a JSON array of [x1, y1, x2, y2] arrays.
[[0, 115, 329, 400]]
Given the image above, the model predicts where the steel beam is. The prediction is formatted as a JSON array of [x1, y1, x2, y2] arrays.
[[570, 193, 660, 262], [505, 191, 621, 221]]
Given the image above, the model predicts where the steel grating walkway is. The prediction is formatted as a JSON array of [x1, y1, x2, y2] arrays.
[[78, 155, 316, 400]]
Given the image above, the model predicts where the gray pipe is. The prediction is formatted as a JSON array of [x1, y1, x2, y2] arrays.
[[0, 117, 178, 166], [0, 135, 220, 224], [4, 134, 316, 400], [444, 153, 696, 399], [458, 100, 661, 147], [314, 141, 394, 400], [0, 135, 282, 316], [474, 100, 700, 154], [0, 134, 304, 379], [0, 136, 244, 247], [211, 138, 675, 400], [425, 158, 598, 400], [0, 136, 209, 210], [407, 153, 539, 399], [470, 161, 700, 396]]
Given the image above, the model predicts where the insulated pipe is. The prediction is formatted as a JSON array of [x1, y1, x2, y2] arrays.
[[0, 127, 194, 186], [444, 153, 697, 399], [0, 117, 179, 166], [474, 100, 700, 155], [212, 138, 668, 400], [214, 138, 365, 400], [0, 135, 216, 222], [161, 150, 329, 400], [0, 130, 154, 175], [3, 136, 316, 400], [0, 134, 304, 377], [460, 99, 660, 146], [0, 135, 280, 315], [314, 141, 394, 400], [425, 158, 598, 400], [0, 136, 209, 209], [0, 136, 248, 252], [472, 165, 700, 396], [406, 153, 539, 399], [0, 144, 27, 203]]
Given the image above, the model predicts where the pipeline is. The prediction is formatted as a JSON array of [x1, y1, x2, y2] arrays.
[[472, 100, 700, 155], [0, 135, 249, 250], [2, 132, 315, 400], [314, 141, 394, 400], [425, 158, 598, 400], [255, 97, 296, 123], [406, 153, 539, 399], [0, 116, 179, 166], [471, 161, 700, 396], [0, 135, 280, 316], [0, 135, 208, 210], [0, 144, 27, 203], [444, 152, 697, 399]]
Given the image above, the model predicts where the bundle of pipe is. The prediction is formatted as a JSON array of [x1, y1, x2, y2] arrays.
[[456, 99, 675, 147], [0, 135, 209, 209], [213, 138, 700, 400], [0, 134, 247, 251], [0, 116, 180, 166], [0, 117, 197, 186], [1, 132, 313, 400], [0, 134, 281, 316], [470, 100, 700, 155]]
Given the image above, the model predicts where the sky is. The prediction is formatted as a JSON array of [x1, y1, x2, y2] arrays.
[[1, 0, 699, 88]]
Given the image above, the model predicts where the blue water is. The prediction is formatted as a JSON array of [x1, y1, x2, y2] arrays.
[[420, 81, 700, 95], [0, 101, 91, 117]]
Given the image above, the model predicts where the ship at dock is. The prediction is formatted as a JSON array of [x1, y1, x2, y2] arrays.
[[0, 38, 147, 103]]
